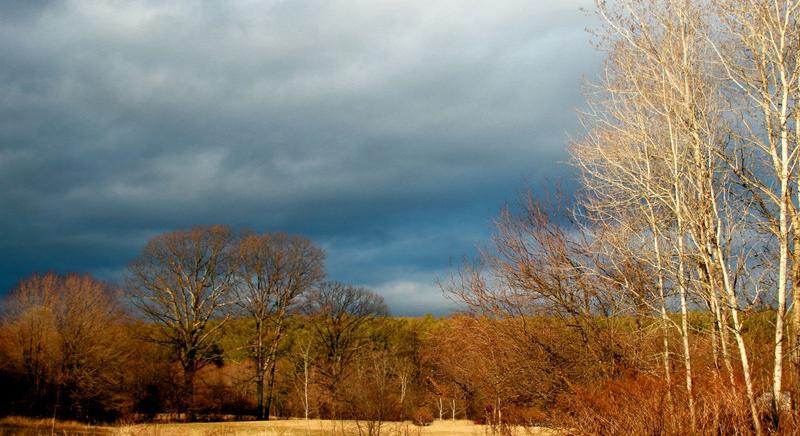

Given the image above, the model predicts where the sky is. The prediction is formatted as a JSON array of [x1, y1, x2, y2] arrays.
[[0, 0, 601, 316]]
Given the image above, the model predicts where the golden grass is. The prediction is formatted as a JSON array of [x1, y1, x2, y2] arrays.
[[0, 416, 557, 436], [116, 419, 558, 436], [0, 415, 115, 435]]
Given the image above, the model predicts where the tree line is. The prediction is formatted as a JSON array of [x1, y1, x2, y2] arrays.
[[0, 223, 562, 429], [0, 225, 395, 423]]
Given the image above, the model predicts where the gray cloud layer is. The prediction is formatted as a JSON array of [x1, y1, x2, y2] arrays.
[[0, 0, 600, 315]]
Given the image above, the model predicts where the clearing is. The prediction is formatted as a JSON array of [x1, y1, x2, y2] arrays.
[[0, 417, 557, 436], [117, 419, 557, 435]]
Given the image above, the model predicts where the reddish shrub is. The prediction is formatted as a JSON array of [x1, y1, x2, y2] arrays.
[[411, 407, 434, 426], [564, 371, 757, 434], [502, 405, 548, 426]]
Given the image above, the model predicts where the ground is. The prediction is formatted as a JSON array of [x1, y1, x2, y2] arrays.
[[0, 417, 558, 436], [118, 419, 556, 435]]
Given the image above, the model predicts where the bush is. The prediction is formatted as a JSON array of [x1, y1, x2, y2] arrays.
[[502, 405, 548, 426], [411, 407, 434, 426], [564, 371, 756, 434]]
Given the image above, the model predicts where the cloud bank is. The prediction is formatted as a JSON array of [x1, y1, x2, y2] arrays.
[[0, 0, 600, 315]]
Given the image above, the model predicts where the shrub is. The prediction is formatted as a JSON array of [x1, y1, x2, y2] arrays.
[[564, 371, 756, 434], [411, 407, 434, 426], [502, 405, 548, 426]]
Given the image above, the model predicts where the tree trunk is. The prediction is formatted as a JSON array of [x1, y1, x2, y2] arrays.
[[256, 367, 265, 420], [254, 320, 266, 420], [773, 96, 790, 420], [265, 319, 285, 421], [183, 361, 197, 416], [715, 241, 762, 435], [711, 290, 735, 388], [700, 242, 736, 388], [792, 250, 800, 387], [304, 350, 309, 420], [265, 355, 278, 420], [652, 232, 673, 408], [671, 130, 696, 429], [794, 102, 800, 390]]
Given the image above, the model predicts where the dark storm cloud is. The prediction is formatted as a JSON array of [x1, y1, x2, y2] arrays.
[[0, 0, 600, 315]]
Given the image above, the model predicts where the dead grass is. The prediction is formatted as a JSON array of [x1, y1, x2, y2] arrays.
[[0, 416, 557, 436], [0, 416, 115, 435], [115, 419, 558, 436]]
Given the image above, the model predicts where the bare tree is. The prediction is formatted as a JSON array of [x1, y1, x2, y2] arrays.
[[235, 232, 324, 419], [127, 225, 238, 412], [710, 1, 800, 417], [289, 332, 315, 420], [572, 1, 776, 430], [304, 281, 388, 419], [441, 194, 638, 418], [1, 273, 130, 420], [393, 357, 414, 409]]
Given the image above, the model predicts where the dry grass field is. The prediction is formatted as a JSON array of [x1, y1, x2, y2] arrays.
[[0, 416, 115, 435], [0, 417, 557, 436], [117, 419, 557, 436]]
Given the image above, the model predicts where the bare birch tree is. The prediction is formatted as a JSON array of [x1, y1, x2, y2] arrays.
[[574, 0, 771, 430], [710, 1, 800, 417]]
